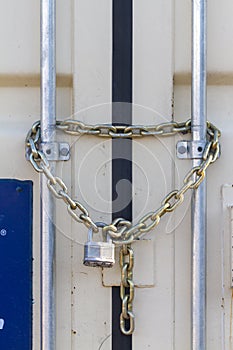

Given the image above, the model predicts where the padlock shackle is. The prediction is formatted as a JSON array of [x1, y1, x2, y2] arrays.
[[96, 222, 109, 242], [95, 222, 107, 228], [88, 222, 107, 242]]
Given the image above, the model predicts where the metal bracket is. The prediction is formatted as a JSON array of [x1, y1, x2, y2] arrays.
[[176, 140, 206, 159], [40, 142, 70, 161], [102, 240, 154, 287]]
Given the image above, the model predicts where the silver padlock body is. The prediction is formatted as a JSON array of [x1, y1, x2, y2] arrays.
[[83, 241, 115, 268]]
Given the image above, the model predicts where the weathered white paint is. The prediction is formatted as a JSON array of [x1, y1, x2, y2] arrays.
[[72, 1, 112, 349], [132, 0, 174, 349]]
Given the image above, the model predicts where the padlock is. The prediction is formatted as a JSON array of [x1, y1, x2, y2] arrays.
[[83, 224, 115, 268]]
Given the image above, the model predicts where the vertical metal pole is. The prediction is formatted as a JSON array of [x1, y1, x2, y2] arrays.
[[191, 1, 207, 349], [40, 0, 56, 349]]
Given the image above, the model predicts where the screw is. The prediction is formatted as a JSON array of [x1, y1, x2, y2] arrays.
[[178, 145, 187, 155], [60, 147, 69, 157]]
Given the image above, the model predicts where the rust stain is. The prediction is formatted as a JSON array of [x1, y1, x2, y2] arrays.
[[101, 268, 109, 287], [174, 72, 233, 86], [101, 268, 105, 287]]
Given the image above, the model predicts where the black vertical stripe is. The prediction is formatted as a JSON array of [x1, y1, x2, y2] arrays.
[[112, 0, 132, 105], [112, 0, 132, 349]]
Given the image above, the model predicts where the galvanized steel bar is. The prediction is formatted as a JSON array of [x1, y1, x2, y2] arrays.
[[191, 1, 207, 349], [40, 0, 56, 349]]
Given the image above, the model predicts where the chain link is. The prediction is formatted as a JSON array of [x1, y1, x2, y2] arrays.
[[26, 118, 221, 242], [119, 245, 135, 335], [57, 118, 192, 138]]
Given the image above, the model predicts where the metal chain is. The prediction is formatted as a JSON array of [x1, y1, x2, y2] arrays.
[[26, 122, 99, 232], [119, 245, 135, 335], [57, 118, 192, 138], [26, 117, 220, 336], [25, 118, 221, 242]]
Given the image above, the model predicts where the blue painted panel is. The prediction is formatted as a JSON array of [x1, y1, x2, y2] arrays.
[[0, 180, 32, 350]]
